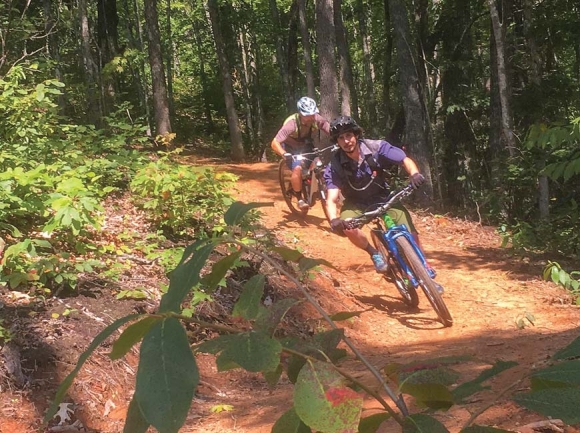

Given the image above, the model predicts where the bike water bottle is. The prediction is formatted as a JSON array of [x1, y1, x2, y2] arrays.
[[383, 214, 396, 228]]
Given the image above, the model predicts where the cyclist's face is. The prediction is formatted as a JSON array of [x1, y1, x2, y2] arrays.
[[337, 131, 357, 154], [300, 114, 316, 126]]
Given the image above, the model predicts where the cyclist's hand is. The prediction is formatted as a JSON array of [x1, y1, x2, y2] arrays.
[[330, 218, 346, 234], [283, 152, 293, 164], [410, 173, 425, 189]]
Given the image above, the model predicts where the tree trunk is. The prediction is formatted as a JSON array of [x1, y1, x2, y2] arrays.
[[355, 0, 377, 128], [382, 0, 393, 130], [165, 0, 175, 119], [388, 0, 433, 202], [287, 0, 299, 100], [79, 0, 102, 126], [269, 0, 293, 111], [333, 0, 357, 117], [44, 0, 65, 112], [143, 0, 172, 138], [191, 15, 214, 133], [488, 0, 515, 157], [207, 0, 245, 161], [315, 0, 339, 124], [298, 0, 315, 98], [97, 0, 120, 114]]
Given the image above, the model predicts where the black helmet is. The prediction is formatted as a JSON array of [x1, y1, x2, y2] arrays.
[[329, 115, 362, 142]]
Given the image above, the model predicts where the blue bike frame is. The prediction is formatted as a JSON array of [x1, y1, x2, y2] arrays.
[[381, 223, 436, 287]]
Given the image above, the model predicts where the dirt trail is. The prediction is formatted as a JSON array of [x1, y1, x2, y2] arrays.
[[196, 160, 580, 433]]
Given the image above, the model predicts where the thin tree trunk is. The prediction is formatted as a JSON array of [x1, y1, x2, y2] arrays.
[[334, 0, 356, 116], [287, 0, 299, 100], [382, 0, 393, 129], [238, 30, 255, 144], [269, 0, 293, 111], [315, 0, 339, 124], [488, 0, 515, 157], [207, 0, 245, 161], [144, 0, 172, 138], [192, 16, 214, 133], [356, 0, 377, 128], [97, 0, 120, 114], [44, 0, 65, 112], [166, 0, 175, 119], [79, 0, 102, 126], [388, 0, 433, 202], [298, 0, 315, 98]]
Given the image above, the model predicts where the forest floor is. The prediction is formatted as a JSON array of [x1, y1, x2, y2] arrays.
[[2, 157, 580, 433]]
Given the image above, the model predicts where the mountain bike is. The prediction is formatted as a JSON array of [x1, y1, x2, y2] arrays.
[[344, 184, 453, 327], [278, 146, 337, 220]]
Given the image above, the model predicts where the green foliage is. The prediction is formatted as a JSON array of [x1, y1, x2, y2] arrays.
[[130, 151, 238, 235], [543, 261, 580, 303]]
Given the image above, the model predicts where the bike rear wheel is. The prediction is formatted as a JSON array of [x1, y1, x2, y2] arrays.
[[316, 174, 332, 223], [278, 159, 308, 217], [370, 230, 419, 307], [395, 236, 453, 327]]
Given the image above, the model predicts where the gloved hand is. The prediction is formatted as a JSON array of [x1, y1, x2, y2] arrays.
[[283, 152, 293, 165], [330, 218, 346, 234], [410, 173, 425, 189]]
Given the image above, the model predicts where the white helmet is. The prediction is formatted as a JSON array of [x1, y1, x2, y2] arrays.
[[297, 96, 319, 116]]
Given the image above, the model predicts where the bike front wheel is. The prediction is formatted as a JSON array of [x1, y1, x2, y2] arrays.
[[316, 174, 332, 223], [395, 236, 453, 327], [371, 230, 419, 307], [278, 159, 308, 217]]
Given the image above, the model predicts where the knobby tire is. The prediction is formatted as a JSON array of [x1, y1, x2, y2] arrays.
[[371, 230, 419, 307], [278, 159, 308, 218], [316, 174, 332, 223], [396, 236, 453, 327]]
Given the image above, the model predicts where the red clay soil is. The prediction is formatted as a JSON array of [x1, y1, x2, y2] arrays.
[[2, 158, 580, 433]]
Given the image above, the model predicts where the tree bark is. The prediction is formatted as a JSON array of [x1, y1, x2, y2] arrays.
[[298, 0, 315, 98], [165, 0, 175, 119], [191, 14, 214, 133], [143, 0, 172, 137], [315, 0, 339, 124], [388, 0, 433, 202], [269, 0, 293, 111], [79, 0, 102, 126], [207, 0, 245, 161], [355, 0, 377, 128], [333, 0, 357, 117], [382, 0, 393, 130]]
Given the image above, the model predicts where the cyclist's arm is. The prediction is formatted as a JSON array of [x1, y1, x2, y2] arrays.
[[326, 188, 341, 220], [401, 156, 420, 176], [271, 138, 286, 157]]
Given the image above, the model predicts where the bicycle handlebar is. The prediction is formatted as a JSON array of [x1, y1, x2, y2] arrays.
[[287, 144, 340, 161], [343, 184, 416, 229]]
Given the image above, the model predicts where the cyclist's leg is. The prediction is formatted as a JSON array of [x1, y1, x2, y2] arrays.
[[340, 203, 387, 272], [283, 144, 303, 195]]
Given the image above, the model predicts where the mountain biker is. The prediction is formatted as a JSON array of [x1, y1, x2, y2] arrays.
[[323, 115, 438, 286], [271, 97, 330, 210]]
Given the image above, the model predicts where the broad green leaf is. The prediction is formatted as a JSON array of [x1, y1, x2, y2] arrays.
[[329, 308, 372, 321], [217, 331, 282, 372], [123, 396, 150, 433], [358, 412, 390, 433], [196, 334, 240, 355], [402, 414, 449, 433], [232, 274, 265, 319], [224, 201, 273, 226], [159, 239, 216, 313], [453, 361, 516, 402], [298, 256, 337, 272], [514, 388, 580, 424], [272, 407, 312, 433], [271, 246, 305, 262], [109, 316, 160, 360], [294, 360, 363, 433], [264, 363, 284, 389], [44, 314, 141, 422], [401, 383, 453, 410], [460, 426, 514, 432], [135, 318, 199, 432], [529, 360, 580, 390], [553, 335, 580, 359], [254, 298, 300, 336], [200, 251, 242, 291]]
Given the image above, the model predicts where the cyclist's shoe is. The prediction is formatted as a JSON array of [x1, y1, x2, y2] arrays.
[[434, 282, 444, 295], [297, 199, 309, 210], [371, 254, 389, 273]]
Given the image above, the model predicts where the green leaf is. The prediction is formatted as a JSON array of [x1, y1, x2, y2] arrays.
[[358, 413, 390, 433], [217, 331, 282, 372], [196, 334, 239, 355], [159, 239, 216, 313], [224, 201, 273, 226], [264, 363, 284, 389], [200, 251, 242, 291], [232, 274, 265, 320], [453, 360, 517, 402], [44, 314, 141, 422], [271, 246, 305, 262], [123, 396, 150, 433], [254, 298, 300, 336], [460, 426, 514, 432], [135, 318, 199, 432], [328, 308, 372, 322], [553, 336, 580, 360], [298, 256, 337, 272], [294, 360, 363, 433], [109, 316, 160, 360], [514, 388, 580, 424], [402, 414, 449, 432], [272, 407, 312, 433], [401, 383, 453, 410], [529, 360, 580, 390]]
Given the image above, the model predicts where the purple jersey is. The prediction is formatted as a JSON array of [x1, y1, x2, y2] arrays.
[[323, 139, 406, 206]]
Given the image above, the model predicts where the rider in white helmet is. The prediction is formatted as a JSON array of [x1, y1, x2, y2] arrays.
[[271, 97, 330, 210]]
